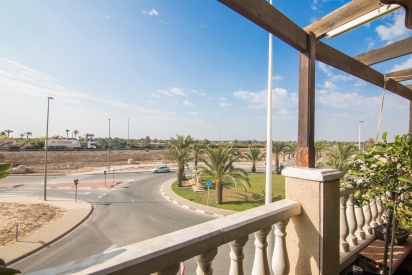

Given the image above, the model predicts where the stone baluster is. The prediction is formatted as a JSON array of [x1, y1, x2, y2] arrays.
[[377, 196, 386, 223], [370, 199, 379, 228], [195, 248, 218, 275], [355, 204, 366, 240], [346, 194, 358, 245], [272, 219, 290, 275], [252, 226, 272, 275], [229, 236, 249, 275], [153, 264, 180, 275], [340, 194, 350, 252], [362, 202, 372, 235]]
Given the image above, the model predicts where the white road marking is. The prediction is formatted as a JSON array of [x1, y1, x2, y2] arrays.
[[104, 244, 119, 253], [148, 216, 159, 223], [131, 198, 134, 204], [102, 193, 107, 196], [83, 192, 91, 195], [97, 196, 103, 198]]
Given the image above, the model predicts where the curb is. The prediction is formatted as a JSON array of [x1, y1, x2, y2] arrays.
[[6, 203, 94, 266], [160, 180, 224, 218]]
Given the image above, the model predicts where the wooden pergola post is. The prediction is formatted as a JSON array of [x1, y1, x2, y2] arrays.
[[410, 101, 412, 135], [296, 32, 316, 168]]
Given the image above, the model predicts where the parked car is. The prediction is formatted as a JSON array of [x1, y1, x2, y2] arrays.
[[152, 166, 170, 173]]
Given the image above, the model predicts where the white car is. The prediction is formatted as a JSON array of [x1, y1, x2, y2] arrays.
[[152, 166, 170, 173]]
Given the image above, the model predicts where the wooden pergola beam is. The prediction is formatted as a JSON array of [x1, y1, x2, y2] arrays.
[[354, 37, 412, 66], [408, 84, 412, 89], [304, 0, 382, 38], [218, 0, 412, 101], [381, 0, 412, 29], [386, 68, 412, 82]]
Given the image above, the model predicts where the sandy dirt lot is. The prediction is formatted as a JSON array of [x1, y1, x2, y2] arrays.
[[0, 203, 66, 246]]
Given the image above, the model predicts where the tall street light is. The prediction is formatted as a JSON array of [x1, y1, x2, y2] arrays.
[[108, 119, 111, 172], [359, 120, 364, 152], [127, 118, 131, 149], [44, 97, 54, 201]]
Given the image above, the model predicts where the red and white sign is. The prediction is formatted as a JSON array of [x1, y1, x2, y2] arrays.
[[104, 170, 107, 175], [74, 179, 79, 186]]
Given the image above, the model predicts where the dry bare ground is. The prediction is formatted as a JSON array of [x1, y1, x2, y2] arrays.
[[0, 203, 66, 246], [0, 150, 171, 173]]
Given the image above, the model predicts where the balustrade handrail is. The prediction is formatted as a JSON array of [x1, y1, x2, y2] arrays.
[[28, 199, 301, 275]]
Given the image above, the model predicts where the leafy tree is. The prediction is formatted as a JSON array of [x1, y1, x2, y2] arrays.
[[167, 135, 194, 187], [4, 130, 13, 137], [25, 132, 32, 139], [346, 133, 412, 274], [73, 130, 79, 139], [65, 129, 70, 139], [243, 146, 265, 172], [0, 131, 5, 136], [19, 134, 24, 139], [272, 141, 289, 174], [192, 140, 205, 170], [198, 146, 250, 204]]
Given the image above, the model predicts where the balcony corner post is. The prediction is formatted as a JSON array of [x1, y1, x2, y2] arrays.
[[282, 167, 342, 274]]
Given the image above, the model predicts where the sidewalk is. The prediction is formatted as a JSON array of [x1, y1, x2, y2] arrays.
[[0, 197, 93, 265], [160, 178, 236, 218]]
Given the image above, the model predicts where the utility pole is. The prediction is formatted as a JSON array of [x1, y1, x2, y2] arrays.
[[127, 118, 131, 149], [108, 119, 111, 172]]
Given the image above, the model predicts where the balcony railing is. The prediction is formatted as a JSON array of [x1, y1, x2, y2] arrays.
[[28, 199, 301, 275], [339, 188, 383, 272]]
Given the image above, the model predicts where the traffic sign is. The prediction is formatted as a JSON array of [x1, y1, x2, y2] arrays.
[[206, 180, 212, 187], [74, 179, 79, 186], [104, 170, 107, 175]]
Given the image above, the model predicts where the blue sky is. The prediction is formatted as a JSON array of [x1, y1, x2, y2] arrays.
[[1, 0, 411, 141]]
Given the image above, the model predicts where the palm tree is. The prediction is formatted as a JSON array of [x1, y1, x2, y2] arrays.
[[167, 135, 194, 187], [65, 129, 70, 139], [198, 146, 250, 204], [19, 134, 24, 139], [4, 130, 13, 137], [314, 140, 328, 159], [243, 146, 265, 172], [272, 141, 289, 174], [191, 140, 205, 170], [73, 130, 79, 139], [24, 132, 32, 139], [320, 142, 357, 175], [287, 141, 297, 158]]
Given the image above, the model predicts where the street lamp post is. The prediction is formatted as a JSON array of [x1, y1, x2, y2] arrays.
[[127, 118, 131, 149], [44, 97, 54, 201], [108, 119, 111, 172], [359, 120, 364, 152]]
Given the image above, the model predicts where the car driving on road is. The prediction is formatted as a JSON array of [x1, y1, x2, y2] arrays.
[[152, 166, 170, 173]]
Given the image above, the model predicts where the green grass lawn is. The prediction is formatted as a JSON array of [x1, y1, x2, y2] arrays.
[[171, 172, 285, 211]]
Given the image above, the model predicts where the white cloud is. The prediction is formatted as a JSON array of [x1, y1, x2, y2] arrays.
[[354, 80, 367, 87], [233, 88, 297, 110], [319, 81, 337, 90], [98, 14, 110, 19], [154, 87, 186, 97], [389, 56, 412, 72], [220, 102, 231, 107], [183, 100, 195, 107], [147, 100, 155, 103], [200, 24, 208, 29], [272, 75, 283, 81], [191, 89, 206, 96], [318, 62, 353, 82], [311, 0, 318, 10], [143, 9, 158, 16], [220, 97, 228, 101], [375, 10, 411, 41], [190, 112, 204, 116]]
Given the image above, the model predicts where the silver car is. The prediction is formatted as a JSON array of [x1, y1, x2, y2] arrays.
[[152, 166, 170, 173]]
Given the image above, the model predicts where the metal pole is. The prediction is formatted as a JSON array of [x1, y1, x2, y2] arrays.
[[108, 119, 111, 172], [265, 1, 274, 271], [127, 118, 130, 149], [75, 185, 77, 203], [105, 173, 107, 187], [220, 126, 221, 142], [207, 186, 210, 206], [44, 97, 53, 201], [359, 120, 364, 152]]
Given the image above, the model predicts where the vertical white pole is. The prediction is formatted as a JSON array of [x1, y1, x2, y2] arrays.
[[44, 97, 53, 201], [266, 0, 274, 272], [127, 118, 130, 149], [358, 121, 363, 152], [108, 119, 111, 172]]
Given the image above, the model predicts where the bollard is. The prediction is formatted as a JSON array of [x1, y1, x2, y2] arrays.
[[15, 221, 20, 241]]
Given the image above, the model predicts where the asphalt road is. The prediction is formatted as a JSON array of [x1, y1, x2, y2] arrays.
[[3, 171, 270, 274]]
